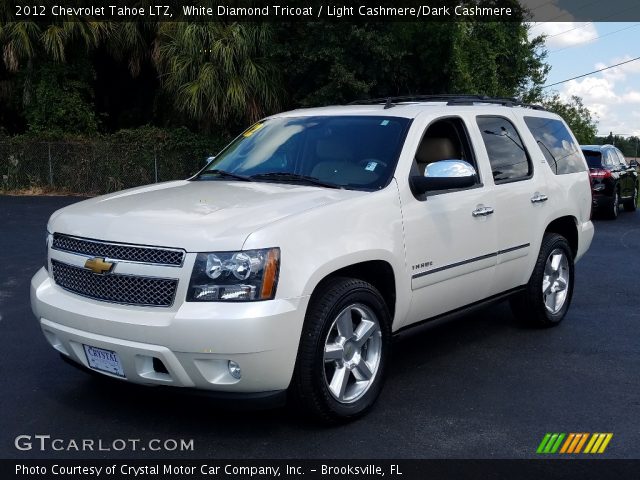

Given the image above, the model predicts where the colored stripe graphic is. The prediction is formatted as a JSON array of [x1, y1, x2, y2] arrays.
[[544, 434, 559, 453], [584, 434, 599, 453], [574, 433, 589, 453], [567, 433, 583, 453], [550, 434, 565, 453], [537, 433, 565, 454], [560, 433, 575, 453], [597, 433, 613, 453], [585, 433, 614, 454], [536, 434, 552, 454], [538, 433, 613, 454]]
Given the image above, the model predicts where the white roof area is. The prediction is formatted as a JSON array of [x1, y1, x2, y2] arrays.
[[271, 101, 558, 120]]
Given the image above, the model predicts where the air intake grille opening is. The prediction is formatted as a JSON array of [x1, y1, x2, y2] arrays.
[[51, 260, 178, 307], [152, 358, 169, 374]]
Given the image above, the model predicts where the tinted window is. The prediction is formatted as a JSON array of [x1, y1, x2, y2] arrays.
[[603, 150, 616, 167], [477, 117, 531, 182], [198, 116, 410, 191], [615, 149, 628, 166], [582, 150, 603, 169], [523, 116, 586, 174]]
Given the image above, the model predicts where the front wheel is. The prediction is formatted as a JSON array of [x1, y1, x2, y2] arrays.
[[510, 233, 575, 327], [290, 277, 391, 423]]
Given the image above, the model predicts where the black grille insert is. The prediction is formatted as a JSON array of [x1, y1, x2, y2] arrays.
[[51, 260, 178, 307]]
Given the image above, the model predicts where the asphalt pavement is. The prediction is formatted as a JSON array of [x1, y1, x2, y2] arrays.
[[1, 194, 639, 459]]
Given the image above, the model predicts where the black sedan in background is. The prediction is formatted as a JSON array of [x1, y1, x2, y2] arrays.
[[581, 144, 638, 219]]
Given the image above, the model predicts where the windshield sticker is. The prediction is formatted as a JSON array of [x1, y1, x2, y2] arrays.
[[243, 123, 264, 137], [380, 120, 389, 126], [365, 161, 378, 171]]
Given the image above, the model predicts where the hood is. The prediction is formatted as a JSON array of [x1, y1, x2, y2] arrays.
[[49, 180, 364, 251]]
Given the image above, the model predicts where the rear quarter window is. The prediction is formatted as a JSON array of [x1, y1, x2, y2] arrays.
[[523, 116, 586, 175]]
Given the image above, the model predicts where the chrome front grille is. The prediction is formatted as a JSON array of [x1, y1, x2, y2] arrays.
[[52, 234, 184, 266], [51, 260, 178, 307]]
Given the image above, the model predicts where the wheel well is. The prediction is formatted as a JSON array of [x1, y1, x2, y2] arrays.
[[317, 261, 396, 319], [545, 216, 578, 258]]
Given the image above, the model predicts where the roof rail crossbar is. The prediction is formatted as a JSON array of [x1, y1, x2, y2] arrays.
[[349, 94, 485, 105], [348, 95, 546, 111]]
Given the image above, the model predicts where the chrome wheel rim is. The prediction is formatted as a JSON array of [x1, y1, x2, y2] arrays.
[[613, 192, 619, 216], [542, 248, 570, 314], [323, 303, 382, 404]]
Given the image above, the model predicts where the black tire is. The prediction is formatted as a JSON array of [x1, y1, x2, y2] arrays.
[[623, 183, 638, 212], [607, 189, 620, 219], [290, 277, 391, 423], [509, 233, 575, 328]]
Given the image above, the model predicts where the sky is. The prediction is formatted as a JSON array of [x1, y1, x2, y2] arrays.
[[529, 21, 640, 137]]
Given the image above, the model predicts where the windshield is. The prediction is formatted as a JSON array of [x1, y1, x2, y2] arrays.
[[582, 150, 603, 169], [195, 116, 411, 190]]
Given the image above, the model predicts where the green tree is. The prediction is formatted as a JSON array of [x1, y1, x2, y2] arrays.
[[542, 94, 598, 144], [0, 20, 109, 132], [272, 20, 549, 109], [450, 22, 549, 99], [152, 22, 280, 130], [24, 61, 99, 134], [271, 22, 410, 107]]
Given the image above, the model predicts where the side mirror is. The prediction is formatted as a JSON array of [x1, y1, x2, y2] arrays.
[[630, 159, 638, 168], [410, 159, 477, 196]]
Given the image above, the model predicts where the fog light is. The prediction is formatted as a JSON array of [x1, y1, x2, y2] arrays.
[[228, 360, 241, 379]]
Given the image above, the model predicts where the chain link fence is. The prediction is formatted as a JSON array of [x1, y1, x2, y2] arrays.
[[0, 141, 207, 195]]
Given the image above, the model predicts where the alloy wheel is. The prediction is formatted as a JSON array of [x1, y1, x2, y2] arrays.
[[323, 304, 382, 404], [542, 249, 570, 314]]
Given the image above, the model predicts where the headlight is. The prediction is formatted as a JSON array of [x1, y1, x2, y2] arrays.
[[187, 248, 280, 302]]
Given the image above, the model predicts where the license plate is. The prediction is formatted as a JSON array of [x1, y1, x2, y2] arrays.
[[83, 345, 125, 378]]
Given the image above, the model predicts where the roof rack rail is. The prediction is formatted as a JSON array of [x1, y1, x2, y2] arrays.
[[348, 95, 546, 111]]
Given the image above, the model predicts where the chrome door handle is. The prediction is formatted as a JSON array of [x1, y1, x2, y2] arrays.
[[531, 193, 548, 203], [472, 206, 494, 217]]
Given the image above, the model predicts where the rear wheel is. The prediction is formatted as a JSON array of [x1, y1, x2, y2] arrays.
[[290, 277, 391, 423], [607, 190, 620, 219], [510, 233, 574, 327], [623, 183, 638, 212]]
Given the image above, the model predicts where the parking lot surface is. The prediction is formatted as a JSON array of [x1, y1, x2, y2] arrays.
[[1, 195, 638, 459]]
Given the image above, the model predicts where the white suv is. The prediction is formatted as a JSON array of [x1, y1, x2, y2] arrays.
[[31, 96, 594, 422]]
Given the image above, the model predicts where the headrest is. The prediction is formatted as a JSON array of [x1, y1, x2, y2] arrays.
[[416, 137, 459, 165]]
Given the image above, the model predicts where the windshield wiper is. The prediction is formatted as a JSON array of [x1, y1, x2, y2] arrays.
[[195, 169, 252, 182], [250, 172, 341, 189]]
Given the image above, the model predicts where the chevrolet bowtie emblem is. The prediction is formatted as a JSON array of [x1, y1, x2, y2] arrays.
[[84, 257, 114, 274]]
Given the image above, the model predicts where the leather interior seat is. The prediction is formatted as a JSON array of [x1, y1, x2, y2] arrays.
[[416, 137, 460, 175]]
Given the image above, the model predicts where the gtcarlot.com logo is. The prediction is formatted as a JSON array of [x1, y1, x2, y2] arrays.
[[15, 435, 194, 452], [536, 433, 613, 454]]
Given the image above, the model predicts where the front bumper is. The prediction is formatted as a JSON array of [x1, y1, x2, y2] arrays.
[[31, 268, 309, 393]]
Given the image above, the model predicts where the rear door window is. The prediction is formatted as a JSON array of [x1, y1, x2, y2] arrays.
[[476, 116, 531, 183]]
